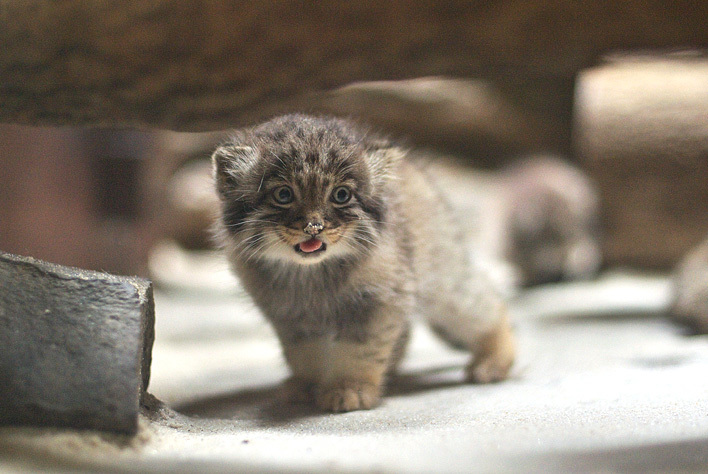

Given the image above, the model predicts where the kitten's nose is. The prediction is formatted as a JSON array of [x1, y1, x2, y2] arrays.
[[304, 221, 324, 236]]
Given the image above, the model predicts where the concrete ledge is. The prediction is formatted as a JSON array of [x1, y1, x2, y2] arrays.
[[0, 252, 155, 434]]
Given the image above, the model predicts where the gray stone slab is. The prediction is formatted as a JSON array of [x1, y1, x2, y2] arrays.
[[0, 252, 155, 434]]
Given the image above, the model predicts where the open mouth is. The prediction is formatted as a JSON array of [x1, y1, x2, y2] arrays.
[[295, 238, 327, 255]]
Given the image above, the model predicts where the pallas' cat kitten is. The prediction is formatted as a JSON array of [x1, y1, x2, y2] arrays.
[[212, 115, 515, 412]]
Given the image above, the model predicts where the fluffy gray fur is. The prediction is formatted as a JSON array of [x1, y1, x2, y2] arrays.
[[212, 114, 515, 412]]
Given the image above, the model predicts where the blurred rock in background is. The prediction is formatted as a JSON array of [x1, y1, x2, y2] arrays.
[[0, 126, 157, 275], [317, 77, 571, 166], [576, 52, 708, 269]]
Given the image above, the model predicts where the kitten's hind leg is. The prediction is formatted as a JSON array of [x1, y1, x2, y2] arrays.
[[427, 289, 516, 384], [464, 314, 515, 384]]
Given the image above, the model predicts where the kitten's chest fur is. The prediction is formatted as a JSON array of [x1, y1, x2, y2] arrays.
[[240, 258, 353, 323], [235, 211, 411, 335]]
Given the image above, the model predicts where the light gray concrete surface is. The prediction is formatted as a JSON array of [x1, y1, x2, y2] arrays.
[[2, 269, 707, 473]]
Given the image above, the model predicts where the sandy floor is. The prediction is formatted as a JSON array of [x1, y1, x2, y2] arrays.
[[2, 267, 708, 473]]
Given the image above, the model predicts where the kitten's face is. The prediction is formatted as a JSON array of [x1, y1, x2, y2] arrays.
[[213, 116, 396, 266]]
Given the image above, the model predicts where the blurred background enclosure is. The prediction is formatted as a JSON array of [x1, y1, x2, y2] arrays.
[[5, 5, 708, 471], [1, 1, 708, 277]]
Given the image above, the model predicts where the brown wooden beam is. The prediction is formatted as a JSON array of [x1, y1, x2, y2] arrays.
[[1, 1, 708, 131]]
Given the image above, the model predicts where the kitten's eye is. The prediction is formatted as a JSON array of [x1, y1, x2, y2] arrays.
[[332, 186, 352, 204], [272, 185, 294, 205]]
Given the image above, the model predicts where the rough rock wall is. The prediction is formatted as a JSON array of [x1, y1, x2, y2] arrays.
[[2, 1, 708, 132], [2, 1, 708, 270]]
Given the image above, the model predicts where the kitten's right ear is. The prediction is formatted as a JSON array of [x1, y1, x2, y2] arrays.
[[212, 144, 255, 196]]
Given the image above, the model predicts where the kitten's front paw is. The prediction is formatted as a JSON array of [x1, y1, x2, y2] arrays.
[[281, 376, 316, 404], [316, 380, 381, 412]]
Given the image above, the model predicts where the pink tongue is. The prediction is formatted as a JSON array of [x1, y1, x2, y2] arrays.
[[299, 238, 323, 253]]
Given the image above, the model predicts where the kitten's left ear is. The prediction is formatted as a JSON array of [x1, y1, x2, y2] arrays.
[[212, 144, 255, 196], [367, 145, 406, 179]]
